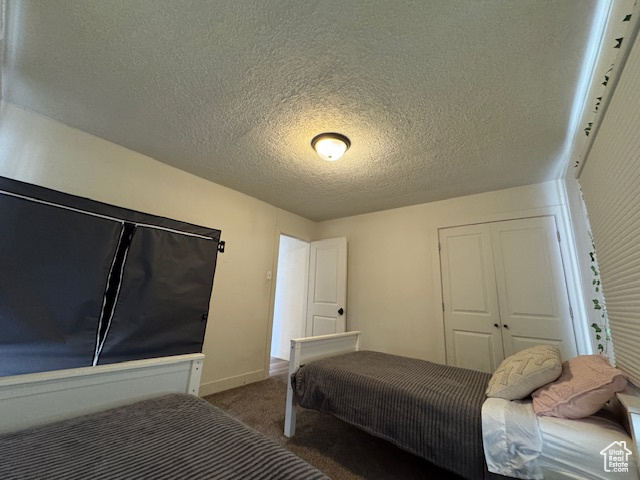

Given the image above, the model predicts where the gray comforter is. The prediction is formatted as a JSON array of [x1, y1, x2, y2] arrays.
[[0, 393, 327, 480], [292, 350, 493, 480]]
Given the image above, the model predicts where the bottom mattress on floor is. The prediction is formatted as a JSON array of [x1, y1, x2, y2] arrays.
[[0, 393, 327, 480]]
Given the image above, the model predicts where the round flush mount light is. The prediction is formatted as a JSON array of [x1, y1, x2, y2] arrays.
[[311, 132, 351, 161]]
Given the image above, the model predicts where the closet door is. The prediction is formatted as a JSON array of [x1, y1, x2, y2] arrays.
[[440, 224, 504, 373], [490, 217, 577, 361]]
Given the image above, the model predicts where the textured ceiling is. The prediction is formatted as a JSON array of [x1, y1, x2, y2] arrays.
[[3, 0, 599, 221]]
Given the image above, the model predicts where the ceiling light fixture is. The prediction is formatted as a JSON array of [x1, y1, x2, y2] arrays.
[[311, 133, 351, 161]]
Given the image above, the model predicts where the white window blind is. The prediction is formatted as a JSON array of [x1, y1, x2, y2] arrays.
[[579, 29, 640, 386]]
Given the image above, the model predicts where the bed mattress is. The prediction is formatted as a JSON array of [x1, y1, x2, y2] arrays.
[[538, 413, 638, 480], [0, 393, 327, 480], [483, 396, 639, 480]]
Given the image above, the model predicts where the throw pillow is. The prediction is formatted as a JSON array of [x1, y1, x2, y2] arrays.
[[532, 354, 627, 418], [485, 345, 562, 400]]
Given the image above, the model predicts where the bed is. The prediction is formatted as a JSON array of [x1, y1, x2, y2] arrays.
[[0, 354, 327, 480], [285, 332, 640, 480]]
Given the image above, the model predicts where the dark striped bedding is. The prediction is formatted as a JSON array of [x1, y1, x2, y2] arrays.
[[0, 393, 327, 480], [292, 350, 493, 480]]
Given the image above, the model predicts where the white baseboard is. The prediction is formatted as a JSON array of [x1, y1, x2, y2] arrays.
[[198, 369, 266, 397]]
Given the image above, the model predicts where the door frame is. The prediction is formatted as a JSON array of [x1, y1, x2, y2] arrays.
[[432, 202, 591, 365], [270, 234, 311, 360], [265, 229, 314, 380]]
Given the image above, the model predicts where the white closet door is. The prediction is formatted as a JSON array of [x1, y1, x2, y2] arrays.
[[440, 224, 504, 373], [490, 217, 578, 361]]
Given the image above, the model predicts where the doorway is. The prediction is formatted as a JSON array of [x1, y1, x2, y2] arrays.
[[270, 235, 310, 364]]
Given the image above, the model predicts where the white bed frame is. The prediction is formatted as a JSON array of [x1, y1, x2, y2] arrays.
[[284, 331, 361, 437], [0, 353, 204, 433]]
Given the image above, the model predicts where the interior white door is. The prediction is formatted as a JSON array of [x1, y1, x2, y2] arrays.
[[490, 217, 578, 361], [305, 237, 347, 336], [440, 224, 505, 373]]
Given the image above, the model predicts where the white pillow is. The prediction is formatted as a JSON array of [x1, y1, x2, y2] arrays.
[[486, 345, 562, 400]]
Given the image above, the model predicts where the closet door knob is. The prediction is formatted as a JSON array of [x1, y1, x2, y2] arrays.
[[338, 308, 344, 316], [494, 323, 499, 329], [503, 324, 509, 329]]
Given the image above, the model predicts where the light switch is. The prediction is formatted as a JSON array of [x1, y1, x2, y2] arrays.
[[266, 270, 272, 280]]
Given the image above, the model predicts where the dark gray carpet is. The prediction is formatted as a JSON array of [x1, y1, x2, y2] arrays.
[[204, 374, 464, 480]]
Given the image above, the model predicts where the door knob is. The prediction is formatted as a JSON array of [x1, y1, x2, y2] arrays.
[[338, 308, 344, 316], [503, 324, 509, 329], [494, 323, 499, 328]]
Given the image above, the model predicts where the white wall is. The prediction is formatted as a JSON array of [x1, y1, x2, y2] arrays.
[[317, 181, 591, 363], [270, 235, 309, 360], [0, 102, 318, 395]]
